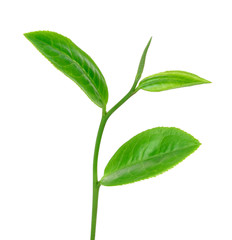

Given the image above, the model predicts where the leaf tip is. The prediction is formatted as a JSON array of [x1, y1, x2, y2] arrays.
[[203, 79, 212, 84], [198, 75, 211, 84], [23, 31, 36, 42], [147, 36, 152, 47], [23, 32, 30, 39]]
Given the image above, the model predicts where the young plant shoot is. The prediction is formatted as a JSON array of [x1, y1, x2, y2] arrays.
[[24, 31, 210, 240]]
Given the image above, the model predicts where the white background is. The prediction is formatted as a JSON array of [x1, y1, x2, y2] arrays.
[[0, 0, 231, 239]]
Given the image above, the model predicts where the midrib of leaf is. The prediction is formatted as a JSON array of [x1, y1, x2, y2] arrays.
[[103, 143, 199, 179], [36, 37, 103, 105]]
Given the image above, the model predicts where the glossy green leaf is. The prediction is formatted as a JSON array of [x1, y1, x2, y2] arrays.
[[101, 127, 200, 186], [24, 31, 108, 108], [138, 70, 211, 92], [134, 37, 152, 85]]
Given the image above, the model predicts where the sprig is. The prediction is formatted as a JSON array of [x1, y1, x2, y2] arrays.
[[24, 31, 211, 240]]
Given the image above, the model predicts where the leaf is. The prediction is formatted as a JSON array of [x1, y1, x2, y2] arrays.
[[24, 31, 108, 108], [134, 37, 152, 85], [138, 70, 211, 92], [101, 127, 200, 186]]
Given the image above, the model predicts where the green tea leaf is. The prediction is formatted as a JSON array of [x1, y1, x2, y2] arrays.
[[134, 37, 152, 85], [138, 70, 211, 92], [101, 127, 200, 186], [24, 31, 108, 108]]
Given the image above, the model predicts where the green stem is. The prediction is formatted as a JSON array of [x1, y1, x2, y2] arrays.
[[90, 182, 100, 240], [90, 86, 138, 240], [107, 86, 139, 119], [90, 110, 107, 240]]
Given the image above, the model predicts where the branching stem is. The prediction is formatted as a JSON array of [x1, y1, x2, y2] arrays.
[[90, 85, 138, 240]]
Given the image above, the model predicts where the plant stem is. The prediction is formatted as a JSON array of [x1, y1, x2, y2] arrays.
[[90, 86, 138, 240], [90, 182, 100, 240], [91, 110, 107, 240], [106, 86, 138, 120]]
